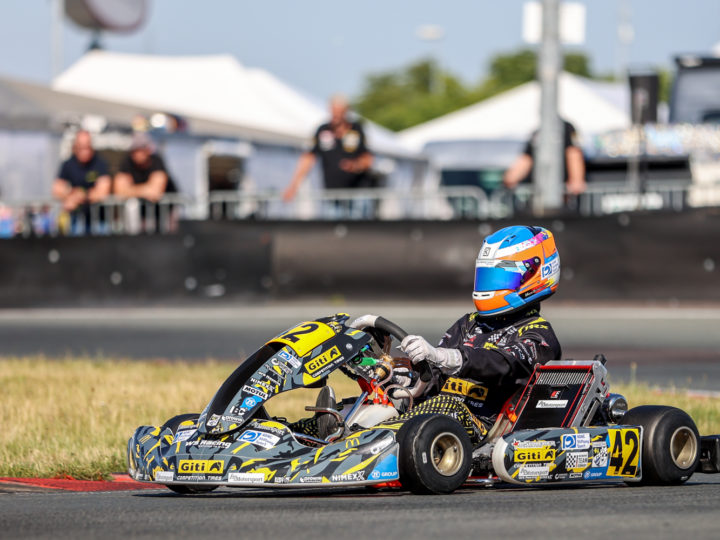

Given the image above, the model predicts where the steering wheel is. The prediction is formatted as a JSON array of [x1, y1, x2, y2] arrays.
[[353, 316, 433, 399]]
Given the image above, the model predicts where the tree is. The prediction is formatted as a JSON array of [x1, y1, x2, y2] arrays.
[[354, 50, 599, 131]]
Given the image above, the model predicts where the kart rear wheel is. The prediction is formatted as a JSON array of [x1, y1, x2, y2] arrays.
[[397, 414, 472, 495], [166, 485, 218, 495], [622, 405, 700, 486]]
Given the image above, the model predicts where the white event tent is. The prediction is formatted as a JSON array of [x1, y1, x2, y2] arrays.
[[51, 51, 426, 211], [399, 72, 630, 171]]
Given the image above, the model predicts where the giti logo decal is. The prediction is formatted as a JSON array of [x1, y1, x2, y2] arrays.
[[441, 378, 488, 401], [514, 448, 556, 462], [178, 460, 224, 474], [305, 346, 342, 375]]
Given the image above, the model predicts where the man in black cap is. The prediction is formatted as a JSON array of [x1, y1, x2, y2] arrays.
[[114, 132, 176, 202]]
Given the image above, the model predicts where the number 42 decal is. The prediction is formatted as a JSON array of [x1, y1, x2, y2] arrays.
[[607, 428, 641, 477]]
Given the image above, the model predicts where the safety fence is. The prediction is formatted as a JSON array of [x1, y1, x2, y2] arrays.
[[1, 182, 719, 238]]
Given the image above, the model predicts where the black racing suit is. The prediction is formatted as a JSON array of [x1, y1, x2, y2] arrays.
[[405, 306, 561, 441]]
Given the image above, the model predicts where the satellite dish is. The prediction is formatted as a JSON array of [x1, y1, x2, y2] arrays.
[[65, 0, 147, 33]]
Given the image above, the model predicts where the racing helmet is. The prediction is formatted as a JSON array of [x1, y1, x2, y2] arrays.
[[472, 225, 560, 317]]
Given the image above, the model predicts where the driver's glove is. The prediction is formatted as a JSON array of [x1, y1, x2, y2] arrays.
[[349, 314, 378, 330], [400, 335, 463, 376]]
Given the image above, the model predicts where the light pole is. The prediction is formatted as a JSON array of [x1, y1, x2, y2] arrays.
[[51, 0, 66, 78], [416, 24, 445, 95], [534, 0, 563, 214]]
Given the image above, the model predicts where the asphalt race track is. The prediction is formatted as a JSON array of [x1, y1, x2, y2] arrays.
[[1, 302, 719, 390], [2, 476, 720, 539]]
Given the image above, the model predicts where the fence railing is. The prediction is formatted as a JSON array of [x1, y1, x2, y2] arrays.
[[2, 182, 720, 238]]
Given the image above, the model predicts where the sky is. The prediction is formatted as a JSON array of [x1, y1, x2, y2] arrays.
[[0, 0, 718, 102]]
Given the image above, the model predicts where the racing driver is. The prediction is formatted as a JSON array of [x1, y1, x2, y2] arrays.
[[351, 225, 562, 442]]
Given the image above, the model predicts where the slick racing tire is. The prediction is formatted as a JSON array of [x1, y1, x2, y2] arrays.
[[397, 414, 472, 495], [622, 405, 700, 486]]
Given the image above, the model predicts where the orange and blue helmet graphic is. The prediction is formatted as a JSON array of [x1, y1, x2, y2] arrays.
[[472, 225, 560, 316]]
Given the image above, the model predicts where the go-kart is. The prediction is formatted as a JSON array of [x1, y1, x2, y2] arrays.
[[127, 313, 720, 494]]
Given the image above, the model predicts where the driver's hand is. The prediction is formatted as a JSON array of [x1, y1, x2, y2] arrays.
[[400, 335, 463, 375], [349, 314, 378, 330]]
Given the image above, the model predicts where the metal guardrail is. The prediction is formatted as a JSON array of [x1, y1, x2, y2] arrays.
[[0, 195, 190, 238], [207, 186, 490, 221], [2, 183, 720, 238]]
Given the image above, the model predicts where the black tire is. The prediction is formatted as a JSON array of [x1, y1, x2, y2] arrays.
[[397, 414, 472, 495], [166, 484, 218, 495], [621, 405, 700, 486], [160, 413, 200, 434]]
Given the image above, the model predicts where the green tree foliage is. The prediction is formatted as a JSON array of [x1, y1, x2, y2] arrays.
[[354, 49, 601, 131]]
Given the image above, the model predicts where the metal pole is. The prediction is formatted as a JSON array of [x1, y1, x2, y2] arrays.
[[534, 0, 563, 215], [51, 0, 65, 79]]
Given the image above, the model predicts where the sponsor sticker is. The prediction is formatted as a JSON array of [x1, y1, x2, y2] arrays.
[[368, 437, 394, 455], [242, 396, 261, 409], [305, 346, 342, 376], [154, 471, 174, 483], [178, 460, 224, 474], [441, 378, 489, 401], [515, 448, 556, 462], [536, 399, 568, 409], [228, 472, 264, 484], [330, 471, 365, 482], [242, 385, 269, 400], [512, 439, 556, 449], [561, 433, 591, 450], [518, 464, 549, 479], [565, 451, 589, 470], [185, 439, 231, 449], [238, 430, 280, 449], [541, 258, 560, 278], [299, 476, 323, 484], [277, 350, 301, 369], [174, 429, 195, 443], [206, 414, 220, 427], [592, 445, 609, 468], [221, 414, 245, 424]]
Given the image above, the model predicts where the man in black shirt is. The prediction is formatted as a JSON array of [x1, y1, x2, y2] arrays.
[[504, 120, 586, 196], [283, 95, 373, 202], [114, 133, 176, 202], [53, 130, 111, 212]]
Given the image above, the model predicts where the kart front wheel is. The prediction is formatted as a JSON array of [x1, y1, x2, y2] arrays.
[[397, 414, 472, 494], [622, 405, 700, 485]]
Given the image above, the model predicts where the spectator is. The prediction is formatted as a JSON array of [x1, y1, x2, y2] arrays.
[[283, 95, 373, 203], [503, 119, 586, 196], [114, 132, 176, 202], [52, 130, 111, 231]]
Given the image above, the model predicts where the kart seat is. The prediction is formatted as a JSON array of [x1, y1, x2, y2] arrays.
[[314, 386, 340, 440]]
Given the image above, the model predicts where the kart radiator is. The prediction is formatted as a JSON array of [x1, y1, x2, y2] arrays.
[[509, 360, 609, 431]]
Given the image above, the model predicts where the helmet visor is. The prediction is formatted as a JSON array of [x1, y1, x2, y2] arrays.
[[474, 258, 540, 292]]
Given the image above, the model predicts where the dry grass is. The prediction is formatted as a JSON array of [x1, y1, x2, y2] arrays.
[[1, 357, 718, 479]]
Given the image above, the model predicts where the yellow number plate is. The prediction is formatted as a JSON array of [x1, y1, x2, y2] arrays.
[[270, 322, 335, 356], [607, 428, 641, 477]]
